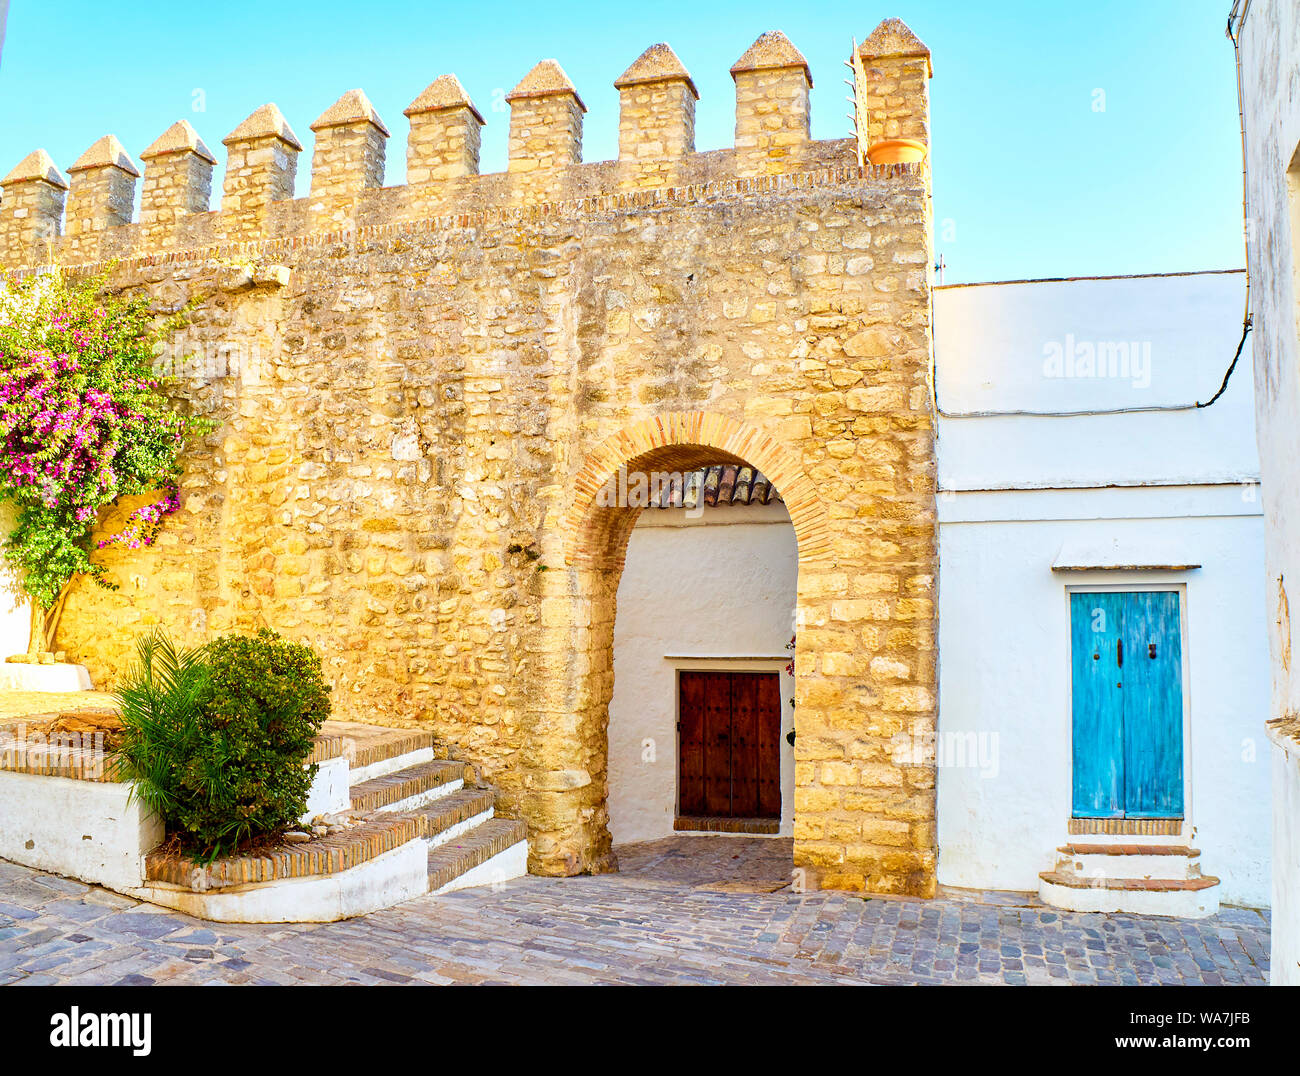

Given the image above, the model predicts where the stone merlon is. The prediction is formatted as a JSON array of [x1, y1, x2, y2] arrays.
[[140, 120, 217, 164], [730, 30, 812, 86], [859, 17, 933, 76], [404, 74, 485, 124], [223, 103, 303, 150], [68, 135, 140, 178], [2, 148, 69, 189], [506, 59, 587, 112], [615, 43, 698, 100], [310, 88, 391, 136]]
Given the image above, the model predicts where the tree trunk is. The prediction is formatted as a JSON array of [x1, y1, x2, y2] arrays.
[[26, 600, 44, 659], [24, 584, 69, 660], [42, 584, 71, 658]]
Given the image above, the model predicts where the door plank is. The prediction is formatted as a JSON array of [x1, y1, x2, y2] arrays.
[[755, 672, 783, 819], [1071, 592, 1126, 817], [1122, 591, 1185, 818], [702, 672, 733, 817], [678, 672, 707, 816], [730, 673, 760, 816]]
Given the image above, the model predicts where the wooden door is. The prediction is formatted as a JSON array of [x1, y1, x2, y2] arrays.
[[678, 671, 781, 819], [1070, 591, 1184, 819]]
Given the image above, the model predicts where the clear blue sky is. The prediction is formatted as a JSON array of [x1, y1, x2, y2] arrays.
[[0, 0, 1244, 284]]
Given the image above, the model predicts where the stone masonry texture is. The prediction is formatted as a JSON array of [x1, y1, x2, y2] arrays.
[[0, 22, 938, 896]]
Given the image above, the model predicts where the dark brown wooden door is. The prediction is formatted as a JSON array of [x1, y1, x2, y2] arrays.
[[678, 671, 781, 819]]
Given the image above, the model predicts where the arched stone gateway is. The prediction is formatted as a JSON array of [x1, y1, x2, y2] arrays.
[[547, 409, 936, 896], [2, 19, 939, 896]]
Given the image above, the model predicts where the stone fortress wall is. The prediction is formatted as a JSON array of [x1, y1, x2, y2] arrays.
[[0, 19, 940, 895]]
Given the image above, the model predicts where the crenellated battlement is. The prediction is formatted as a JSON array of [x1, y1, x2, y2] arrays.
[[0, 19, 932, 269], [19, 18, 943, 898]]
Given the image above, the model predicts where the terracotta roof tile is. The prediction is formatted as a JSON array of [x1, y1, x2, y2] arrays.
[[648, 464, 784, 508]]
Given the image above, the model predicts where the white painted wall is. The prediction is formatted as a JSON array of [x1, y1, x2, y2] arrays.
[[934, 271, 1270, 908], [0, 501, 29, 658], [608, 502, 798, 845], [936, 493, 1269, 906], [1269, 728, 1300, 983], [1236, 0, 1300, 972], [935, 272, 1256, 490]]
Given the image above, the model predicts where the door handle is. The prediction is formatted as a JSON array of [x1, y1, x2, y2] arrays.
[[1149, 642, 1157, 659], [1117, 639, 1123, 667]]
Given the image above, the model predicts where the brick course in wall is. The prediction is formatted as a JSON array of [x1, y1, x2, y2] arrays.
[[0, 20, 938, 896]]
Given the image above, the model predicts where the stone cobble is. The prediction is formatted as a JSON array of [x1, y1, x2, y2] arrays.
[[0, 839, 1269, 986]]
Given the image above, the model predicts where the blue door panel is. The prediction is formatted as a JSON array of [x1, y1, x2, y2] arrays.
[[1071, 590, 1184, 819], [1071, 593, 1125, 817], [1122, 591, 1184, 818]]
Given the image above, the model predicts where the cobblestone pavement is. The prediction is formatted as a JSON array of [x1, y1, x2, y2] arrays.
[[0, 838, 1269, 986]]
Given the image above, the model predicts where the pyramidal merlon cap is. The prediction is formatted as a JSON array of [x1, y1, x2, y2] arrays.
[[223, 104, 304, 150], [730, 30, 812, 86], [505, 59, 587, 112], [68, 134, 141, 177], [615, 43, 698, 100], [858, 18, 932, 76], [3, 148, 69, 189], [141, 120, 217, 163], [404, 74, 485, 124], [310, 88, 390, 136]]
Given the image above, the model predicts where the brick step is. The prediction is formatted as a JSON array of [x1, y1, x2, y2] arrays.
[[1040, 870, 1219, 892], [1038, 868, 1220, 918], [349, 760, 465, 814], [321, 722, 439, 785], [348, 743, 438, 786], [427, 817, 528, 895], [391, 787, 496, 847], [1055, 845, 1203, 882], [1057, 843, 1200, 857]]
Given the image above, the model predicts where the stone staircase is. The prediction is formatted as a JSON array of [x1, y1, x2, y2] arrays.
[[1038, 839, 1220, 918], [339, 730, 528, 896]]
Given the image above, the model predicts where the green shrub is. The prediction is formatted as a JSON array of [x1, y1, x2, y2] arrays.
[[114, 627, 331, 861]]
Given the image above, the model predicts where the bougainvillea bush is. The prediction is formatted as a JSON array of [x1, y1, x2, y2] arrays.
[[0, 268, 210, 654]]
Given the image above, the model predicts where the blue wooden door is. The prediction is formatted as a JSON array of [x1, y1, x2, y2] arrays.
[[1070, 591, 1184, 818]]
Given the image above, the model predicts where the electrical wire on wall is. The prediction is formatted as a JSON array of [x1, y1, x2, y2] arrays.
[[930, 4, 1255, 421]]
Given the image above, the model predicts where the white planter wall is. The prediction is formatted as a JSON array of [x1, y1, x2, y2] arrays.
[[0, 769, 162, 891]]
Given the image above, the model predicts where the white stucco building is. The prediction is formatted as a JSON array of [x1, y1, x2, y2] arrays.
[[935, 270, 1268, 913], [608, 268, 1271, 915]]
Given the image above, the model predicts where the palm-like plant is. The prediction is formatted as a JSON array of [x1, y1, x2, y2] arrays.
[[112, 630, 213, 841]]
